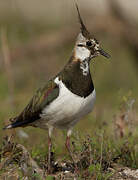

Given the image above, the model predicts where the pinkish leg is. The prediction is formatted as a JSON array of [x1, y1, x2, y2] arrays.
[[65, 129, 78, 172], [47, 126, 53, 174], [48, 135, 52, 173]]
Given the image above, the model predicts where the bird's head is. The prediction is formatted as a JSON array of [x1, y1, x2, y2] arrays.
[[74, 3, 110, 62]]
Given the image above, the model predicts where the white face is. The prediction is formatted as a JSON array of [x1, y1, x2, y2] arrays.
[[75, 44, 90, 61], [75, 33, 91, 61], [74, 33, 101, 76], [75, 33, 99, 62]]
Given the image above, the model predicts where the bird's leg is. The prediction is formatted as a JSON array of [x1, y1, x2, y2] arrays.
[[48, 135, 52, 173], [66, 136, 74, 162], [47, 126, 53, 174], [66, 129, 78, 172]]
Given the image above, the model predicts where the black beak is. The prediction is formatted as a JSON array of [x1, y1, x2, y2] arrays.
[[99, 48, 111, 59]]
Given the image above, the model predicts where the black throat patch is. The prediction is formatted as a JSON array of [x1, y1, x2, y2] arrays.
[[59, 57, 94, 98]]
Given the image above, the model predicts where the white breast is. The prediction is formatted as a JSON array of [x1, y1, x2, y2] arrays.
[[41, 77, 96, 129]]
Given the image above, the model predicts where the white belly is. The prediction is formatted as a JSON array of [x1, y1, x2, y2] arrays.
[[41, 77, 96, 129]]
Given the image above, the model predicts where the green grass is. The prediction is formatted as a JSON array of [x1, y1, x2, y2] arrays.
[[0, 18, 138, 179]]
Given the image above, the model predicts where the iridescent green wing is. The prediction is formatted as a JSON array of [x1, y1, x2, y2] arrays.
[[12, 79, 59, 126]]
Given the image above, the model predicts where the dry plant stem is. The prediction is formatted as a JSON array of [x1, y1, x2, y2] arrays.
[[65, 136, 78, 172], [16, 144, 44, 178], [1, 27, 15, 108], [100, 133, 103, 171], [88, 137, 92, 165], [1, 27, 16, 137]]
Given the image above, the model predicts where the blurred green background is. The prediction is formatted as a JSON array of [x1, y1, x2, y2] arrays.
[[0, 0, 138, 159]]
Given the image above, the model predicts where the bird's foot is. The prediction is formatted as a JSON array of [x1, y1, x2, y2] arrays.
[[65, 136, 80, 174], [72, 163, 79, 174], [47, 151, 55, 174]]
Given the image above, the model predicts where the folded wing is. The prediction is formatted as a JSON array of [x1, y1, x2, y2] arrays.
[[4, 79, 59, 129]]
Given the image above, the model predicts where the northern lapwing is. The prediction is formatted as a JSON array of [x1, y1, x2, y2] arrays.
[[3, 4, 110, 172]]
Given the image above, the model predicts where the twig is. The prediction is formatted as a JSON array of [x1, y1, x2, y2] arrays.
[[16, 144, 45, 179], [1, 27, 15, 108], [100, 133, 103, 171], [1, 27, 16, 137]]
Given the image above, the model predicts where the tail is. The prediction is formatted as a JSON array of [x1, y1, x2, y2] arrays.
[[3, 120, 28, 130], [3, 124, 13, 130]]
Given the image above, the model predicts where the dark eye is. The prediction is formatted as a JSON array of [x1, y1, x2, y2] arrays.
[[77, 44, 83, 47], [86, 41, 92, 47]]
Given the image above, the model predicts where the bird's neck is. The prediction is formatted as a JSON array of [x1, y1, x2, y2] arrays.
[[74, 44, 91, 76], [59, 54, 94, 97]]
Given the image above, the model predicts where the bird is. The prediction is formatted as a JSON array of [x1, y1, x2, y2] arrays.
[[3, 3, 110, 172]]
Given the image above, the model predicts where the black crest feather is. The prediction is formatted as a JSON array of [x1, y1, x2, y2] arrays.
[[75, 2, 90, 38]]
